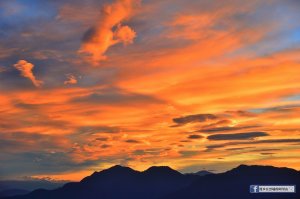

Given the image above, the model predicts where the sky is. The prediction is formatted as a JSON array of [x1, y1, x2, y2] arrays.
[[0, 0, 300, 181]]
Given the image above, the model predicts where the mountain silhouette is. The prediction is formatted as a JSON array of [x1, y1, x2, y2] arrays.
[[2, 165, 299, 199], [187, 170, 213, 176], [0, 180, 64, 193], [1, 165, 196, 199], [164, 165, 300, 199], [0, 189, 29, 198]]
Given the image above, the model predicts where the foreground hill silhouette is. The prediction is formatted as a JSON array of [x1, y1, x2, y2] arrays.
[[164, 165, 300, 199], [2, 165, 300, 199], [0, 189, 29, 198]]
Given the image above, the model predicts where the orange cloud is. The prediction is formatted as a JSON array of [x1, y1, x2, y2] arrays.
[[79, 0, 138, 65], [64, 74, 78, 85], [114, 24, 136, 45], [13, 60, 43, 87], [2, 0, 300, 181]]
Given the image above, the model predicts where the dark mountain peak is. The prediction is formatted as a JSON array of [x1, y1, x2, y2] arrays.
[[109, 164, 123, 169], [143, 166, 182, 176], [185, 170, 213, 176], [80, 165, 138, 183], [145, 166, 176, 172], [235, 164, 248, 168], [194, 170, 213, 176], [233, 164, 285, 171], [106, 164, 133, 171], [98, 164, 137, 174], [230, 164, 251, 172], [231, 164, 269, 172], [227, 164, 299, 176]]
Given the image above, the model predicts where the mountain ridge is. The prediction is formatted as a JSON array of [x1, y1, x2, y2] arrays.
[[2, 164, 299, 199]]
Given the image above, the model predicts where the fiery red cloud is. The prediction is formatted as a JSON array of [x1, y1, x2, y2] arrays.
[[0, 0, 300, 181]]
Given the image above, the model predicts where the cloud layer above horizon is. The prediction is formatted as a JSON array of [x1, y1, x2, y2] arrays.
[[0, 0, 300, 181]]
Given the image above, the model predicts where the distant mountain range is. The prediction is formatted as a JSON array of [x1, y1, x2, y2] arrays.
[[1, 165, 299, 199], [0, 179, 65, 198], [0, 189, 29, 198], [0, 179, 68, 193], [187, 170, 213, 176]]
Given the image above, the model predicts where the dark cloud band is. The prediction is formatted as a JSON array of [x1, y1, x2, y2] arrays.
[[207, 132, 269, 140]]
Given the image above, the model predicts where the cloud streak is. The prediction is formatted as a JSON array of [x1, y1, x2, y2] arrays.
[[173, 114, 218, 126], [200, 125, 259, 133], [71, 87, 163, 105], [207, 132, 269, 140], [206, 139, 300, 151], [188, 134, 203, 139]]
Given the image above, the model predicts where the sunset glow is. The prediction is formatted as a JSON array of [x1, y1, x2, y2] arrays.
[[0, 0, 300, 181]]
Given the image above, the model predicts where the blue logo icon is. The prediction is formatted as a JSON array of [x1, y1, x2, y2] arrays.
[[250, 185, 296, 193], [250, 185, 259, 193]]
